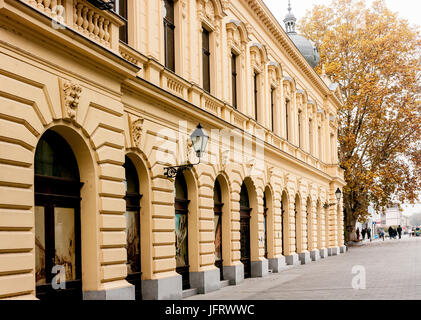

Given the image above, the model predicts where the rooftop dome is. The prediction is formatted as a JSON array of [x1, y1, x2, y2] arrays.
[[283, 1, 320, 68]]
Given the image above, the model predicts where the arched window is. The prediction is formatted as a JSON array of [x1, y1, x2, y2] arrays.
[[124, 156, 142, 299], [240, 183, 251, 278], [174, 173, 190, 289], [34, 130, 82, 300], [281, 195, 286, 255], [213, 179, 224, 280], [263, 193, 268, 259]]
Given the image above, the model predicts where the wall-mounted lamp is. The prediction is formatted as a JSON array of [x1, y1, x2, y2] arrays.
[[164, 124, 209, 178], [323, 188, 342, 209]]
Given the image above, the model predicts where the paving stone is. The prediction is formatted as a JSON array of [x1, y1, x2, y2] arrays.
[[185, 236, 421, 300]]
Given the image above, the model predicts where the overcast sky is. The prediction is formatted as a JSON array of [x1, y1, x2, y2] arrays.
[[263, 0, 421, 30], [263, 0, 420, 217]]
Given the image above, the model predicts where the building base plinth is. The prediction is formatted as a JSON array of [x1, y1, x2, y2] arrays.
[[298, 252, 311, 265], [190, 269, 221, 294], [340, 246, 347, 254], [319, 248, 328, 258], [223, 264, 244, 286], [310, 249, 321, 261], [141, 274, 182, 300], [83, 285, 135, 300], [268, 257, 287, 273], [328, 247, 340, 256], [251, 259, 269, 278], [285, 253, 300, 266]]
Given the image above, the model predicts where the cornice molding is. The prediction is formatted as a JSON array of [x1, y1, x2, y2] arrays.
[[246, 0, 341, 107]]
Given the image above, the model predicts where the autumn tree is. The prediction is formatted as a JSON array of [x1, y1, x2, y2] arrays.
[[298, 0, 421, 238]]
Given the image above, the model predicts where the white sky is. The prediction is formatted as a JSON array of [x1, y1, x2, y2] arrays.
[[263, 0, 421, 30], [402, 204, 421, 217], [263, 0, 420, 217]]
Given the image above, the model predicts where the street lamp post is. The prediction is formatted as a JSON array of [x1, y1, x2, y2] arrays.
[[164, 124, 209, 178]]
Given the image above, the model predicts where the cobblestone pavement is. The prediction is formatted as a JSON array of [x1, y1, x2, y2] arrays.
[[185, 236, 421, 300]]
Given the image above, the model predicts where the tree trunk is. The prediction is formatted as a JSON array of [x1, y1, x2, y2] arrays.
[[343, 195, 357, 242]]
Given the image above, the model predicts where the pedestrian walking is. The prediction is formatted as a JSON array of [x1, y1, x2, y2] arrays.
[[379, 229, 385, 241], [356, 228, 360, 241], [362, 227, 366, 240], [397, 225, 402, 239], [388, 226, 394, 240], [367, 227, 372, 241]]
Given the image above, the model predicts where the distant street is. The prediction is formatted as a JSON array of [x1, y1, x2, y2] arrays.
[[186, 236, 421, 300]]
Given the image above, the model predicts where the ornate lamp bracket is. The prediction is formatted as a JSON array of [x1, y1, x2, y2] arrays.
[[164, 158, 201, 178]]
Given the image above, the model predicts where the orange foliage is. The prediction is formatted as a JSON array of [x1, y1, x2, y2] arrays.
[[299, 0, 421, 227]]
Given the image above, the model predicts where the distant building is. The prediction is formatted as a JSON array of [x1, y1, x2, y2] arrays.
[[379, 204, 410, 231]]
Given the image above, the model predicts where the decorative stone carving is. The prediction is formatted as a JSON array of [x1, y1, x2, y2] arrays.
[[220, 0, 230, 11], [204, 0, 215, 22], [60, 79, 82, 120], [220, 149, 230, 170], [267, 166, 274, 183], [181, 0, 187, 19], [131, 117, 144, 148], [186, 137, 194, 163]]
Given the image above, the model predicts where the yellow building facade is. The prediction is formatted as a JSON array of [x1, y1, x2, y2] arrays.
[[0, 0, 346, 300]]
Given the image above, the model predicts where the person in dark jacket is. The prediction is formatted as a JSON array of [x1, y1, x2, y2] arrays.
[[362, 227, 366, 240], [397, 225, 402, 239], [388, 226, 394, 239], [367, 227, 372, 241]]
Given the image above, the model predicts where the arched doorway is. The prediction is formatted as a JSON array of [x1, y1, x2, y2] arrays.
[[281, 192, 287, 256], [239, 183, 251, 279], [325, 207, 329, 248], [175, 172, 190, 290], [124, 156, 142, 300], [306, 198, 311, 252], [34, 130, 82, 300], [294, 195, 301, 254], [263, 193, 268, 259], [213, 179, 223, 280], [317, 200, 322, 249]]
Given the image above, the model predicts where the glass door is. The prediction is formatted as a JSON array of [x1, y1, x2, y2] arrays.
[[35, 196, 82, 300], [213, 205, 223, 280], [175, 199, 190, 290], [240, 208, 251, 279]]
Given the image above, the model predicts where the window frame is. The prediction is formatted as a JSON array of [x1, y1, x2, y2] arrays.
[[163, 0, 176, 72], [231, 52, 238, 109], [202, 27, 211, 93], [253, 72, 259, 122], [113, 0, 128, 44]]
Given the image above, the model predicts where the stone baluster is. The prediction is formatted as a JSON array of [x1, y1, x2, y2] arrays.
[[36, 0, 43, 10], [103, 19, 110, 46], [88, 10, 94, 36], [82, 6, 89, 35], [93, 13, 100, 40], [44, 0, 51, 13], [76, 3, 84, 31], [98, 16, 105, 43]]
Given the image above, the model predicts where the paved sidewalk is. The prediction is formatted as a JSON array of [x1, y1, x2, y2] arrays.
[[185, 237, 421, 300]]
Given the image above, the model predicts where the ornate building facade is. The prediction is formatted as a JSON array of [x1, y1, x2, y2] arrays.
[[0, 0, 346, 300]]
